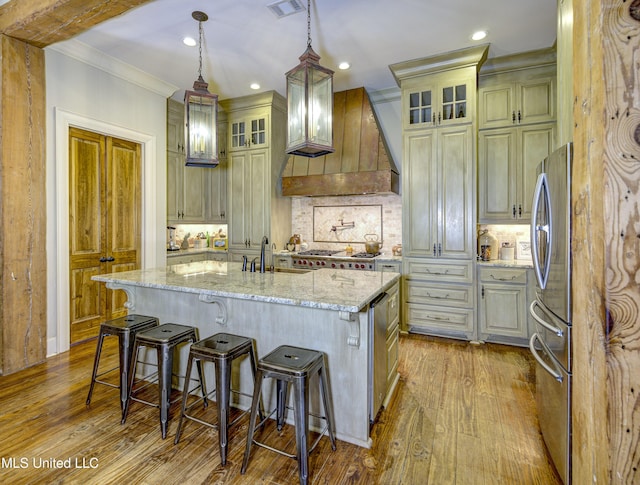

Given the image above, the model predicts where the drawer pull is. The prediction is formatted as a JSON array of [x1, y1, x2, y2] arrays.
[[426, 269, 449, 275], [490, 274, 517, 281], [431, 315, 451, 321], [427, 293, 450, 299]]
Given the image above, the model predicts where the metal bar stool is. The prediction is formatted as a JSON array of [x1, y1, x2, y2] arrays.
[[86, 314, 159, 412], [122, 323, 204, 439], [174, 333, 264, 465], [241, 345, 336, 485]]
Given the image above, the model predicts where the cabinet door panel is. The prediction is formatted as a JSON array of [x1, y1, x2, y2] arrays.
[[182, 166, 209, 222], [247, 150, 268, 248], [228, 152, 249, 247], [480, 283, 527, 338], [478, 128, 516, 221], [479, 84, 513, 128], [519, 123, 555, 220], [519, 79, 555, 124], [439, 126, 473, 258], [403, 131, 437, 256]]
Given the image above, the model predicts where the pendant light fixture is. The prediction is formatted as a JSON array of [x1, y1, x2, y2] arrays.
[[285, 0, 334, 157], [184, 10, 219, 167]]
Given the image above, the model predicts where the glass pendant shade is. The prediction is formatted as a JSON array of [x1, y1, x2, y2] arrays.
[[286, 45, 334, 157], [185, 76, 219, 167]]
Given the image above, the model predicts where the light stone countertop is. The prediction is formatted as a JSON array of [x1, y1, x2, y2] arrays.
[[476, 259, 533, 269], [93, 261, 400, 313]]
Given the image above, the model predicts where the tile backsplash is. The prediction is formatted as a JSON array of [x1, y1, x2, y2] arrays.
[[479, 224, 532, 260], [291, 194, 402, 254]]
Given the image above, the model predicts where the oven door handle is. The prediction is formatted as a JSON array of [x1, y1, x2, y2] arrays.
[[529, 334, 563, 383], [529, 300, 563, 337]]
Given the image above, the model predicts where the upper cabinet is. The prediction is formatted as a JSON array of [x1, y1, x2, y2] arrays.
[[479, 76, 555, 129], [220, 91, 291, 253], [167, 99, 227, 224], [403, 71, 475, 129], [477, 49, 557, 224], [228, 111, 270, 152]]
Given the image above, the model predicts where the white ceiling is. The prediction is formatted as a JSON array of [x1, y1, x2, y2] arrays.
[[56, 0, 557, 101]]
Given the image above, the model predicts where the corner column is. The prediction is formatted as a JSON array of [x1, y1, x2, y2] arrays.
[[0, 35, 47, 374]]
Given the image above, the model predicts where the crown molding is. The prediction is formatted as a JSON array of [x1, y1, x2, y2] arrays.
[[46, 39, 178, 98]]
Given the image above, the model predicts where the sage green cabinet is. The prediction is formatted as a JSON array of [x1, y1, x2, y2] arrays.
[[478, 122, 555, 223], [221, 91, 291, 253], [403, 125, 474, 259], [477, 49, 557, 224], [391, 46, 489, 340], [478, 75, 555, 129], [477, 265, 532, 346], [167, 99, 227, 224]]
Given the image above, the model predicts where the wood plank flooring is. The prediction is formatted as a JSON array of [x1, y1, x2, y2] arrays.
[[0, 334, 561, 484]]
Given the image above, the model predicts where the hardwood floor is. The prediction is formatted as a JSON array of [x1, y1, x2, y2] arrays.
[[0, 334, 561, 484]]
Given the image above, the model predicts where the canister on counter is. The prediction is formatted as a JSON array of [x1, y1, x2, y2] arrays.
[[478, 229, 498, 261]]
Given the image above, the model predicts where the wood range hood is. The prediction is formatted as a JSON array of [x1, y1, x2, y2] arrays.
[[281, 87, 399, 197]]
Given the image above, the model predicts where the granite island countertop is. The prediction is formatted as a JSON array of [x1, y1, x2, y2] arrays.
[[93, 261, 400, 313]]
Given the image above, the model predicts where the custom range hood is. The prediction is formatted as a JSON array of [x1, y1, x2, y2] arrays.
[[281, 87, 399, 197]]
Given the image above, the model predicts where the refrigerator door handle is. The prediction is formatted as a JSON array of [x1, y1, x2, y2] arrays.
[[529, 334, 563, 383], [531, 173, 552, 289], [529, 300, 563, 337]]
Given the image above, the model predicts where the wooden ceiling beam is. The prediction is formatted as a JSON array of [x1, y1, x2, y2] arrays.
[[0, 0, 153, 48]]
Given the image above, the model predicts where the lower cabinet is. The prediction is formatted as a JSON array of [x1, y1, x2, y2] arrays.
[[383, 283, 400, 407], [403, 258, 475, 340], [477, 265, 532, 346]]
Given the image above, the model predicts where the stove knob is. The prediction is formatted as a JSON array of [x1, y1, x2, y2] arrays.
[[355, 263, 360, 269], [340, 263, 345, 269], [331, 262, 336, 268], [321, 261, 326, 266]]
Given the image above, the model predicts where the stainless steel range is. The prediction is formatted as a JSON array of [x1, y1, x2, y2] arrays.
[[292, 249, 380, 271]]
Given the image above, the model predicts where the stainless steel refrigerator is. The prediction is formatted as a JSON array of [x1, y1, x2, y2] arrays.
[[529, 142, 572, 484]]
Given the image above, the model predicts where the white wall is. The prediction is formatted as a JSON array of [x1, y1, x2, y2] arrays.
[[44, 41, 177, 355]]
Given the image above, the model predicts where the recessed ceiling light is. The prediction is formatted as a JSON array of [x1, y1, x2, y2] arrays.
[[471, 30, 487, 41], [183, 36, 196, 47], [338, 62, 350, 70], [250, 83, 261, 90]]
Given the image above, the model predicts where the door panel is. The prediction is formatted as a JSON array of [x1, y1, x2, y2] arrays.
[[69, 127, 141, 343]]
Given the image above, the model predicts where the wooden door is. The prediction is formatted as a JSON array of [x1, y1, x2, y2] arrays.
[[69, 127, 141, 344]]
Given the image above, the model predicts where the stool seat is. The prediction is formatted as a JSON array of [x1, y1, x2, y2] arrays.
[[122, 323, 203, 439], [174, 333, 263, 466], [242, 345, 336, 485], [86, 314, 159, 412], [259, 345, 325, 376]]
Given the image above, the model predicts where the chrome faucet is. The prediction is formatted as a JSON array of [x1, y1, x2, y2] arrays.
[[260, 236, 269, 273]]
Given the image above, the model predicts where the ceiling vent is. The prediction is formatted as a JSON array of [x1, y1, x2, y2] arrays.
[[267, 0, 305, 19]]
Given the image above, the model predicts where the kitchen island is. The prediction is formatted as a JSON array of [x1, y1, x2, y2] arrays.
[[93, 261, 400, 448]]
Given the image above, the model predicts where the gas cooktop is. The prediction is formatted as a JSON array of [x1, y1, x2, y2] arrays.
[[297, 249, 342, 256]]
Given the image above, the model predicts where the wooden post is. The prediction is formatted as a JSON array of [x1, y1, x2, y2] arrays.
[[572, 0, 640, 483], [0, 35, 47, 373]]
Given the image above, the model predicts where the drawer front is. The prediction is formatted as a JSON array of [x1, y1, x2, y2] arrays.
[[478, 266, 527, 284], [404, 258, 474, 284], [406, 303, 474, 333], [404, 280, 474, 309]]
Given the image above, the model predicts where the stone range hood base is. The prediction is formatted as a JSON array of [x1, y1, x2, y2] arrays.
[[281, 87, 399, 197]]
